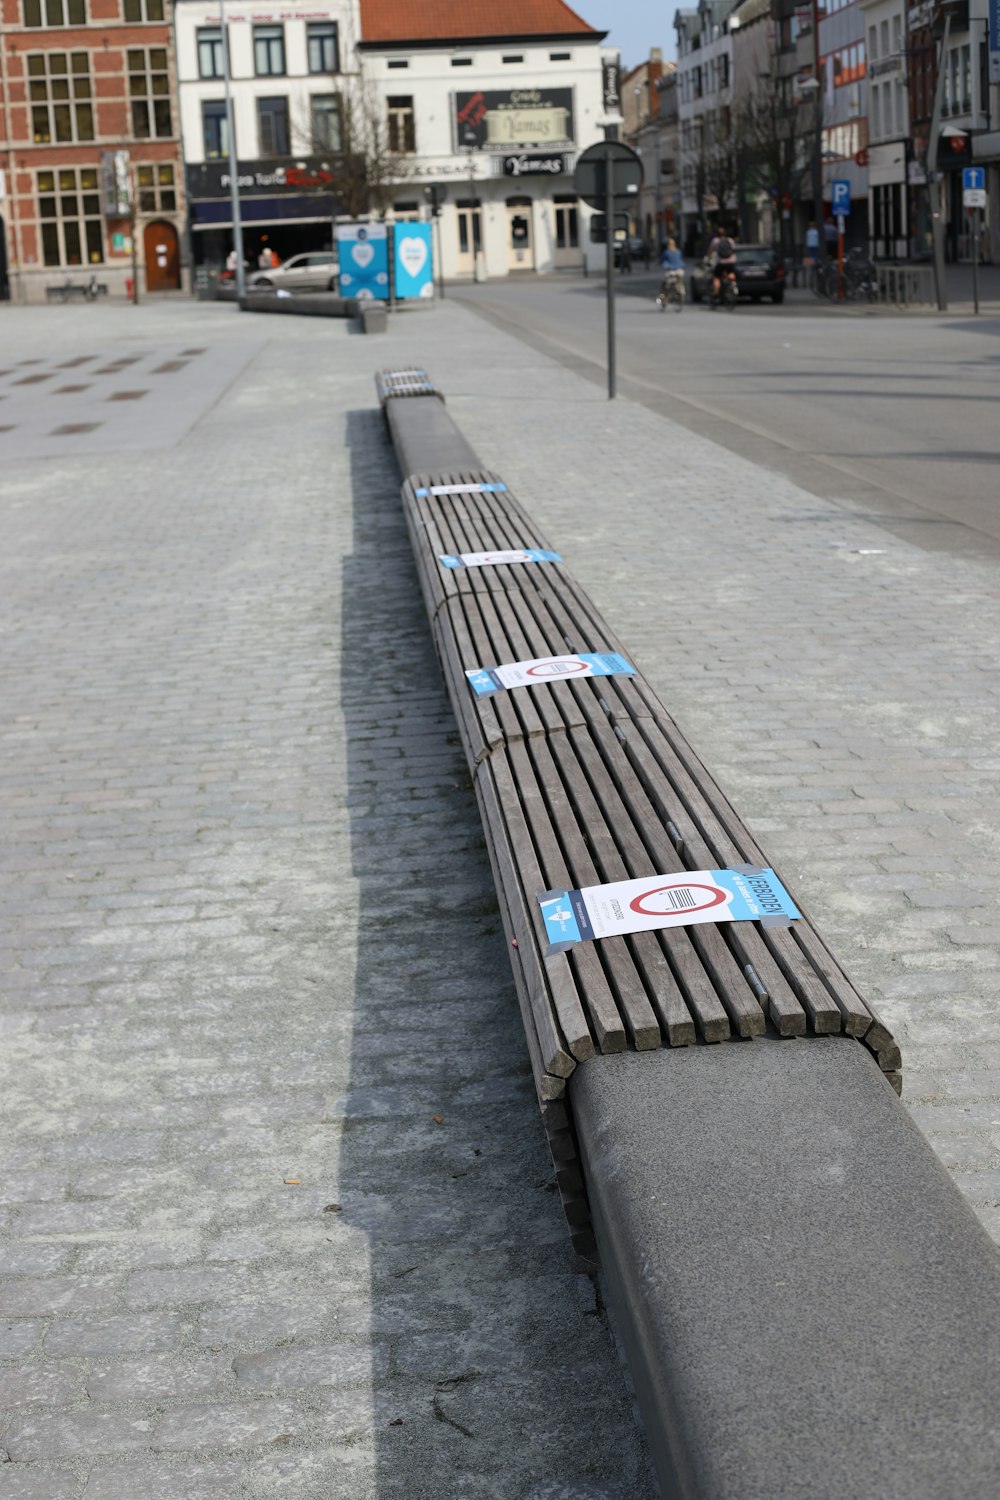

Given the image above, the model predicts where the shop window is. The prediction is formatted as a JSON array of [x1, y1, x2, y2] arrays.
[[310, 94, 341, 151], [387, 96, 415, 153], [37, 166, 103, 267], [202, 99, 228, 158], [23, 0, 86, 24], [136, 163, 176, 214], [307, 22, 339, 74], [198, 26, 226, 80], [258, 96, 289, 156], [28, 52, 93, 144], [128, 48, 171, 138], [254, 24, 285, 77], [122, 0, 164, 18]]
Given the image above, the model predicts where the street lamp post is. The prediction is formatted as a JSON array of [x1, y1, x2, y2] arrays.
[[219, 0, 246, 299], [462, 125, 481, 280]]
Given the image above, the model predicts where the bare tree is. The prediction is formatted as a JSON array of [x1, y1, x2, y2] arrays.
[[733, 69, 812, 256], [298, 72, 415, 219]]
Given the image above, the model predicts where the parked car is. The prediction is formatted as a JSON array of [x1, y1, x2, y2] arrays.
[[690, 244, 785, 304], [247, 251, 339, 293]]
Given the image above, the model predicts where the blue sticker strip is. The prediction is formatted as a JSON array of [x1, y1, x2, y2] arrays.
[[414, 483, 508, 497], [465, 667, 503, 697], [464, 651, 635, 698], [438, 548, 562, 570]]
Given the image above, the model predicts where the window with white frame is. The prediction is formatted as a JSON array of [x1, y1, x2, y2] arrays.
[[28, 52, 93, 143], [307, 22, 339, 74], [310, 94, 342, 150], [136, 163, 177, 213], [254, 25, 285, 77], [198, 27, 225, 80], [387, 96, 415, 153], [23, 0, 85, 24], [37, 166, 103, 266], [128, 48, 172, 138]]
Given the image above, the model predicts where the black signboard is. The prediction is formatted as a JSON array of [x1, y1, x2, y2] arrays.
[[602, 55, 622, 116], [186, 157, 337, 200], [501, 153, 567, 177], [455, 89, 574, 152]]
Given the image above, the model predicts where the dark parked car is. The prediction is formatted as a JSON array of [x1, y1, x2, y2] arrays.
[[690, 244, 785, 304]]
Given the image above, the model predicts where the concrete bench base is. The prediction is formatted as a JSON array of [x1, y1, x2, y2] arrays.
[[572, 1036, 1000, 1499], [238, 291, 358, 318]]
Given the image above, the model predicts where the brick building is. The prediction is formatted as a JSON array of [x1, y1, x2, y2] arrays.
[[0, 0, 186, 302]]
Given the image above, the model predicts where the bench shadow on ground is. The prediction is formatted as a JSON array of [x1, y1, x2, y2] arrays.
[[337, 409, 653, 1500]]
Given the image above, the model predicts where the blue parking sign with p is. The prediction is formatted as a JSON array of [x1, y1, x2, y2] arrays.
[[963, 167, 985, 192], [831, 180, 851, 214]]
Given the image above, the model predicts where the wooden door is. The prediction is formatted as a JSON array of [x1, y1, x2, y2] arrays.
[[144, 221, 181, 292]]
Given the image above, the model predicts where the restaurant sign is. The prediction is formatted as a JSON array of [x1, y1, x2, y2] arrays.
[[186, 157, 337, 199], [455, 89, 574, 151]]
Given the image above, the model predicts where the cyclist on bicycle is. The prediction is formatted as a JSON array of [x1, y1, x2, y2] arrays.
[[708, 227, 737, 303], [659, 238, 685, 301]]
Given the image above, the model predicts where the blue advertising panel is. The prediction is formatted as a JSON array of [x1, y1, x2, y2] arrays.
[[393, 222, 434, 299], [335, 222, 389, 300], [831, 180, 851, 215]]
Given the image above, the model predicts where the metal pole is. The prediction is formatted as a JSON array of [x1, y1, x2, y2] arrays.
[[973, 204, 980, 315], [129, 162, 139, 304], [605, 147, 616, 401], [220, 0, 246, 300], [928, 14, 951, 313]]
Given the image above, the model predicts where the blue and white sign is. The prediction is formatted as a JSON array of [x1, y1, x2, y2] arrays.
[[831, 180, 851, 215], [466, 651, 634, 698], [538, 867, 801, 954], [440, 548, 562, 570], [414, 483, 507, 497], [336, 222, 389, 301], [963, 167, 986, 192], [393, 222, 434, 299]]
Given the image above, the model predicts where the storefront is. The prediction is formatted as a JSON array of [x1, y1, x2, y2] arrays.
[[185, 158, 341, 270], [868, 141, 908, 260]]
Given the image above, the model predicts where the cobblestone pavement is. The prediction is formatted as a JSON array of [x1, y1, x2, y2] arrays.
[[0, 303, 654, 1500], [4, 289, 1000, 1496]]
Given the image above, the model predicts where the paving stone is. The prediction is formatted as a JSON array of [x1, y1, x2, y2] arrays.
[[233, 1343, 389, 1391], [0, 1470, 83, 1499], [152, 1398, 304, 1453], [3, 1409, 153, 1462], [42, 1311, 184, 1358]]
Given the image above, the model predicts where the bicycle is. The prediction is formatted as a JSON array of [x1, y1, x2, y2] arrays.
[[709, 268, 738, 310], [655, 272, 685, 313]]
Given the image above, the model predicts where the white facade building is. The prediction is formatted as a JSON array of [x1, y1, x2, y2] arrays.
[[357, 0, 611, 279], [175, 0, 358, 268]]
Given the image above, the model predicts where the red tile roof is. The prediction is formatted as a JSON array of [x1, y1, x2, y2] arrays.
[[359, 0, 602, 44]]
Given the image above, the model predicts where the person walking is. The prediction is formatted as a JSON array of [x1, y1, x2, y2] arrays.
[[804, 220, 820, 288]]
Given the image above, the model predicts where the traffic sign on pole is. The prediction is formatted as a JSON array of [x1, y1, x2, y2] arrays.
[[831, 180, 851, 215], [963, 167, 986, 192], [573, 141, 642, 211]]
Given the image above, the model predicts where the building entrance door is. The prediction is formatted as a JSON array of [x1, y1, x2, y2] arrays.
[[506, 201, 535, 271], [455, 203, 481, 277], [553, 199, 578, 268], [144, 220, 181, 291]]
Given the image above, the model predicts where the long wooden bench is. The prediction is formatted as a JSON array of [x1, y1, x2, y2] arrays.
[[377, 374, 900, 1260]]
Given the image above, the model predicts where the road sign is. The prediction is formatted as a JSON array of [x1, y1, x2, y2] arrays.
[[831, 180, 851, 215], [964, 188, 987, 209], [837, 214, 846, 234], [963, 167, 986, 192], [573, 141, 642, 211]]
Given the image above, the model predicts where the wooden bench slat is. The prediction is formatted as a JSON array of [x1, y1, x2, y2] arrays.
[[518, 738, 659, 1053], [479, 751, 598, 1065]]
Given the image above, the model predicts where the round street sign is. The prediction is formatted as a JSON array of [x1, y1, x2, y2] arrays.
[[574, 140, 643, 210]]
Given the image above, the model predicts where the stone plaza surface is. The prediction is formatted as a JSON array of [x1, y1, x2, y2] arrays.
[[2, 293, 1000, 1496]]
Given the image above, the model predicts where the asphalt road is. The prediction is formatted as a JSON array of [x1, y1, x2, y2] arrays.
[[453, 275, 1000, 565]]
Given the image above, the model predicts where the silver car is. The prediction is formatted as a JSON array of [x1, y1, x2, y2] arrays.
[[248, 251, 339, 293]]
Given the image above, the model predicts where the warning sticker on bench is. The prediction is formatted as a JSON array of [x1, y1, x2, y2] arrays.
[[466, 652, 634, 698], [537, 868, 800, 953], [414, 483, 508, 497], [440, 548, 562, 570]]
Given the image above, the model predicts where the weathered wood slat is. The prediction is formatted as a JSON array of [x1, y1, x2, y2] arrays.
[[506, 739, 630, 1055], [478, 750, 598, 1065], [472, 762, 587, 1074], [516, 738, 660, 1053]]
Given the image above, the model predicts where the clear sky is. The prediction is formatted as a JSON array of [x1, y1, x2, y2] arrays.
[[588, 0, 676, 71]]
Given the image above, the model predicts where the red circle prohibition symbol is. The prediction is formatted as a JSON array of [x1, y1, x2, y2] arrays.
[[525, 658, 589, 679], [629, 882, 729, 917]]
